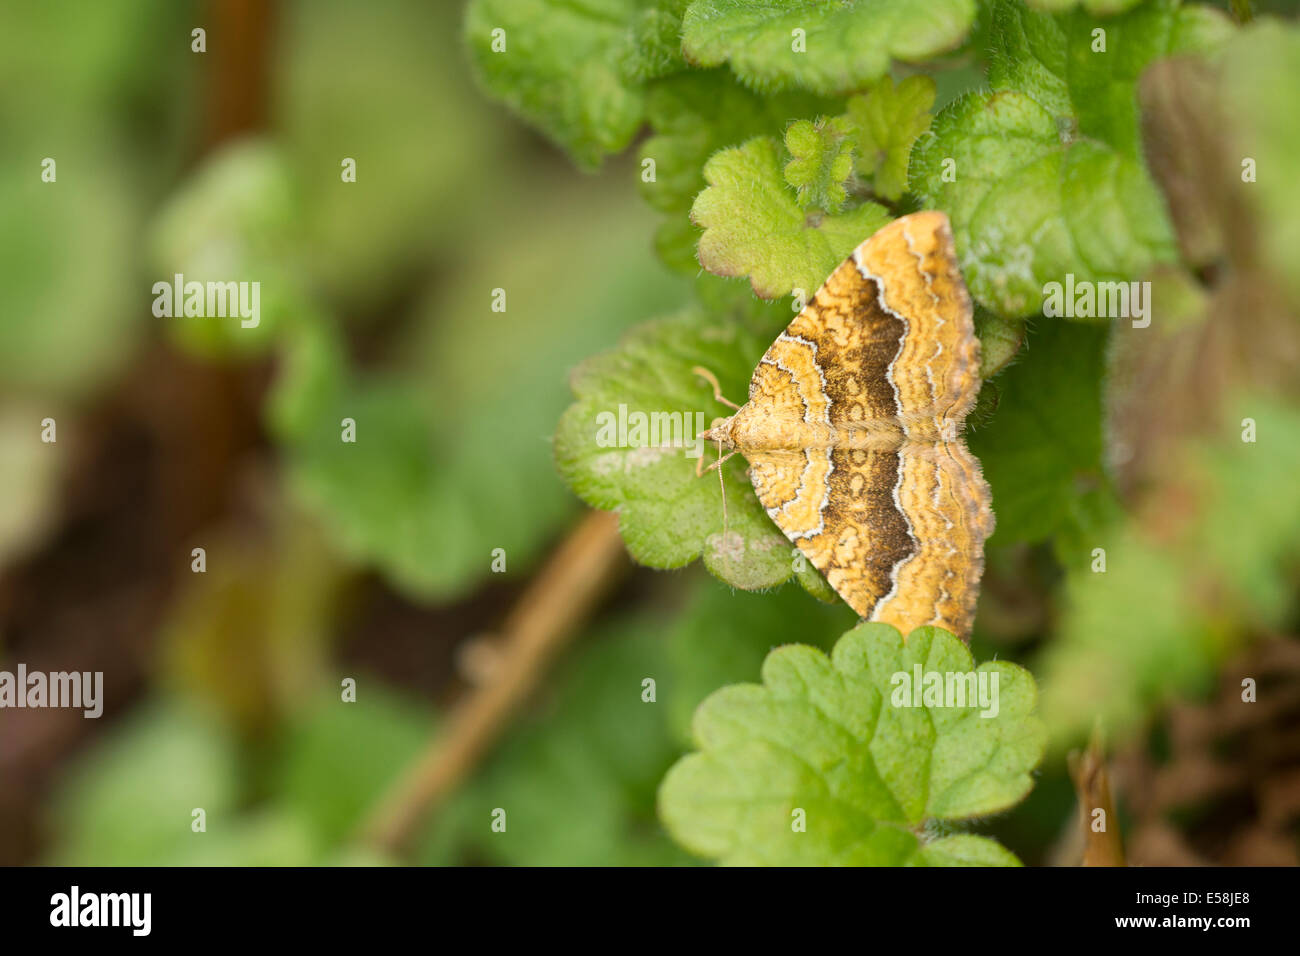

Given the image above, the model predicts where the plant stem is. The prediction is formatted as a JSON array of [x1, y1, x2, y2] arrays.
[[1068, 726, 1125, 866], [357, 510, 626, 857]]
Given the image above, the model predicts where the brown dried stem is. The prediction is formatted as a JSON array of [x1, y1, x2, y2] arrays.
[[1068, 726, 1126, 867], [357, 510, 626, 856]]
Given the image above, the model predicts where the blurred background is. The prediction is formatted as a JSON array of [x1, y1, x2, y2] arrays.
[[1, 0, 1297, 866]]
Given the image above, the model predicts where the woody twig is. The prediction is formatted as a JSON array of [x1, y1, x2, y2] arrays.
[[357, 510, 626, 856]]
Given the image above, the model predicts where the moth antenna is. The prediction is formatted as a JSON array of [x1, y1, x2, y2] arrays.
[[692, 366, 741, 411], [717, 436, 728, 538]]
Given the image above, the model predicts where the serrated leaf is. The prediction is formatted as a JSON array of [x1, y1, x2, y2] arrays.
[[464, 0, 653, 169], [555, 305, 817, 592], [660, 622, 1044, 865], [845, 74, 936, 200], [639, 69, 837, 271], [911, 0, 1233, 318], [693, 136, 891, 298], [681, 0, 976, 95], [783, 117, 855, 212], [640, 71, 838, 215]]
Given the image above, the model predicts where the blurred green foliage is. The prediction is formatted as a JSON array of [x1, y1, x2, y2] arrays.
[[423, 614, 691, 866], [44, 691, 430, 865]]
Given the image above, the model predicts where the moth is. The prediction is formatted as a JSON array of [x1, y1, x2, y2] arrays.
[[697, 211, 994, 638]]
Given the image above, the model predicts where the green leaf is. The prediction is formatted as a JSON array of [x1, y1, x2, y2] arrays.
[[845, 74, 936, 200], [640, 71, 838, 216], [913, 833, 1025, 866], [555, 305, 819, 592], [622, 1, 692, 82], [639, 69, 837, 271], [148, 139, 305, 358], [1027, 0, 1142, 14], [783, 117, 855, 213], [464, 0, 651, 168], [693, 136, 891, 297], [0, 149, 140, 399], [660, 623, 1044, 865], [911, 0, 1233, 318], [44, 700, 241, 865], [969, 318, 1110, 545], [665, 572, 856, 745], [681, 0, 976, 95], [972, 307, 1026, 380]]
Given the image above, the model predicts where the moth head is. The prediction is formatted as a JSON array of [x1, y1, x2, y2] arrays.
[[701, 415, 736, 449]]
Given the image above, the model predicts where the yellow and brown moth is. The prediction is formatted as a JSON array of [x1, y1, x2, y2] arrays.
[[701, 211, 994, 638]]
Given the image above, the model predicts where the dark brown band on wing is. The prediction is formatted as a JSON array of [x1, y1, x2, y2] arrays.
[[784, 264, 905, 426]]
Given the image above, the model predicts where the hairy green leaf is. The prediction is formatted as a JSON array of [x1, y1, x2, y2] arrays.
[[639, 69, 838, 271], [660, 623, 1044, 864], [911, 0, 1233, 318], [681, 0, 976, 94], [1027, 0, 1142, 13], [464, 0, 651, 168], [783, 117, 855, 213], [622, 1, 692, 82], [845, 74, 936, 201], [693, 136, 891, 298]]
